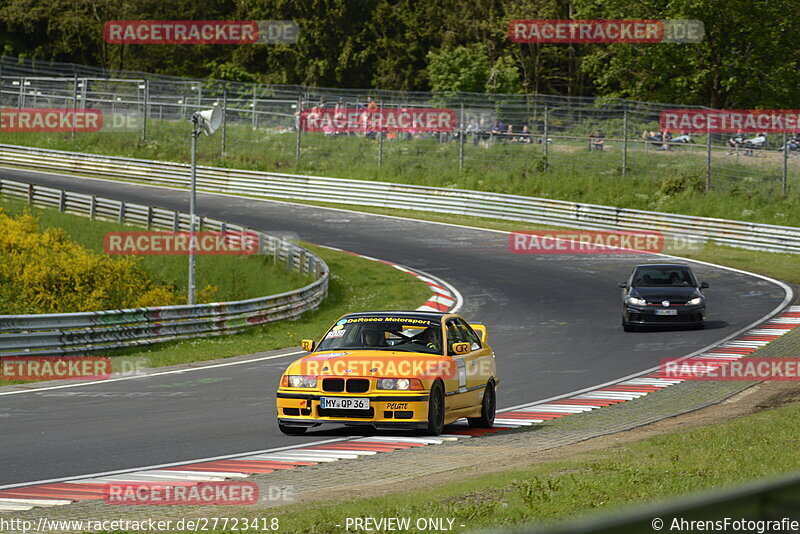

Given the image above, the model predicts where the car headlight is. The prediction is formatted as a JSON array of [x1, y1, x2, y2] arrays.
[[285, 375, 317, 388], [626, 296, 647, 306], [687, 296, 704, 306], [376, 378, 423, 390]]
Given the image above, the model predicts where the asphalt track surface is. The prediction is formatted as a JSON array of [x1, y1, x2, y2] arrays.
[[0, 166, 789, 486]]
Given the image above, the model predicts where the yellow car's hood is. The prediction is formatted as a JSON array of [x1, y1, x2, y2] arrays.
[[286, 350, 445, 379]]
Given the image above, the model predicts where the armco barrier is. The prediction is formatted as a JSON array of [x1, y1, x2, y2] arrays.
[[1, 143, 799, 254], [0, 178, 328, 357]]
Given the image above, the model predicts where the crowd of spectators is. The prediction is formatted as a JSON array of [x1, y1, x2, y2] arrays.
[[298, 99, 800, 159]]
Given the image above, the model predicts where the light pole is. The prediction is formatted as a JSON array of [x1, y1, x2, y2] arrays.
[[188, 106, 222, 305]]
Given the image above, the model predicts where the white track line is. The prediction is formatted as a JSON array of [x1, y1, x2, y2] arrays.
[[0, 350, 303, 397]]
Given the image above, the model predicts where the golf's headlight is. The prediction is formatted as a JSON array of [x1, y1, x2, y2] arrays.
[[287, 375, 317, 388], [688, 296, 704, 306], [377, 378, 423, 390], [626, 296, 647, 306]]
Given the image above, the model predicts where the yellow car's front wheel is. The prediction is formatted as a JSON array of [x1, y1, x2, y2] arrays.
[[424, 381, 445, 435]]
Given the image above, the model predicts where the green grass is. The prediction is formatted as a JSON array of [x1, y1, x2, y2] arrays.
[[211, 390, 800, 533], [0, 196, 310, 303], [2, 118, 800, 228]]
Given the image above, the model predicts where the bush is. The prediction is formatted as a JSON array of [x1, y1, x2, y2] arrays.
[[0, 209, 180, 314], [659, 171, 705, 195]]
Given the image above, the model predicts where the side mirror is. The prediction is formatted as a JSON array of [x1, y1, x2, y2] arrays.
[[700, 282, 709, 289], [469, 324, 488, 343], [451, 342, 470, 355], [618, 282, 627, 288], [301, 339, 316, 352]]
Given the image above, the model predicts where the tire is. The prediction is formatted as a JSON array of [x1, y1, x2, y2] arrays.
[[424, 381, 445, 436], [468, 381, 496, 428], [278, 422, 307, 435]]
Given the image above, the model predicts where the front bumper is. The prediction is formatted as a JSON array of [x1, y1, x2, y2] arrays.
[[276, 390, 430, 429], [624, 304, 705, 326]]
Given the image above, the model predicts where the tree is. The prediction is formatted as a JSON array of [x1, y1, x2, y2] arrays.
[[427, 44, 490, 93], [575, 0, 800, 107]]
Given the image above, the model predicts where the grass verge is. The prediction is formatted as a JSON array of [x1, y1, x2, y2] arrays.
[[0, 196, 310, 303], [221, 389, 800, 533]]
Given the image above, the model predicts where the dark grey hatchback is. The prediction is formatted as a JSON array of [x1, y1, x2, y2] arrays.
[[619, 264, 709, 332]]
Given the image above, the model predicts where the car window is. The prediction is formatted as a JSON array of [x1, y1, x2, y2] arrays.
[[316, 316, 442, 354], [455, 319, 482, 350], [632, 267, 696, 287], [446, 320, 464, 355]]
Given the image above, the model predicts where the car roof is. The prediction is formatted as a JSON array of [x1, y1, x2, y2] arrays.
[[634, 263, 692, 269], [342, 310, 448, 320]]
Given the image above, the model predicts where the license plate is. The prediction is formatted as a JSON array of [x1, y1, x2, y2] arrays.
[[320, 397, 370, 410], [656, 309, 678, 316]]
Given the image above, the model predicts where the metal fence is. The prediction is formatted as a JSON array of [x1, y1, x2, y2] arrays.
[[1, 144, 799, 254], [1, 55, 797, 198], [0, 177, 329, 357]]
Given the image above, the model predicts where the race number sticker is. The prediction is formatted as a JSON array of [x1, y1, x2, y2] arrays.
[[455, 358, 467, 392], [325, 329, 346, 339]]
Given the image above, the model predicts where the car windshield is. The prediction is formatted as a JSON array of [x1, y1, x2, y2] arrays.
[[632, 267, 695, 287], [316, 316, 443, 355]]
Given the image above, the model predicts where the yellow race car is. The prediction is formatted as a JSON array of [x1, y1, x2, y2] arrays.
[[276, 311, 498, 435]]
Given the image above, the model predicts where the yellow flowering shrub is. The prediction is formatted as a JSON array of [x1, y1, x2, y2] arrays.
[[0, 209, 180, 314]]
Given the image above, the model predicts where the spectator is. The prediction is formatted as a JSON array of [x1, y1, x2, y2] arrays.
[[743, 132, 767, 156], [465, 118, 480, 146], [589, 129, 605, 151], [727, 130, 747, 155], [367, 98, 378, 113], [322, 118, 335, 136], [779, 132, 800, 153], [491, 120, 506, 135], [659, 129, 672, 150], [671, 130, 693, 143], [517, 124, 532, 144]]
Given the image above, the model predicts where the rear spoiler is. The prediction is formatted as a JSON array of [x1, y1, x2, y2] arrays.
[[469, 323, 488, 343]]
